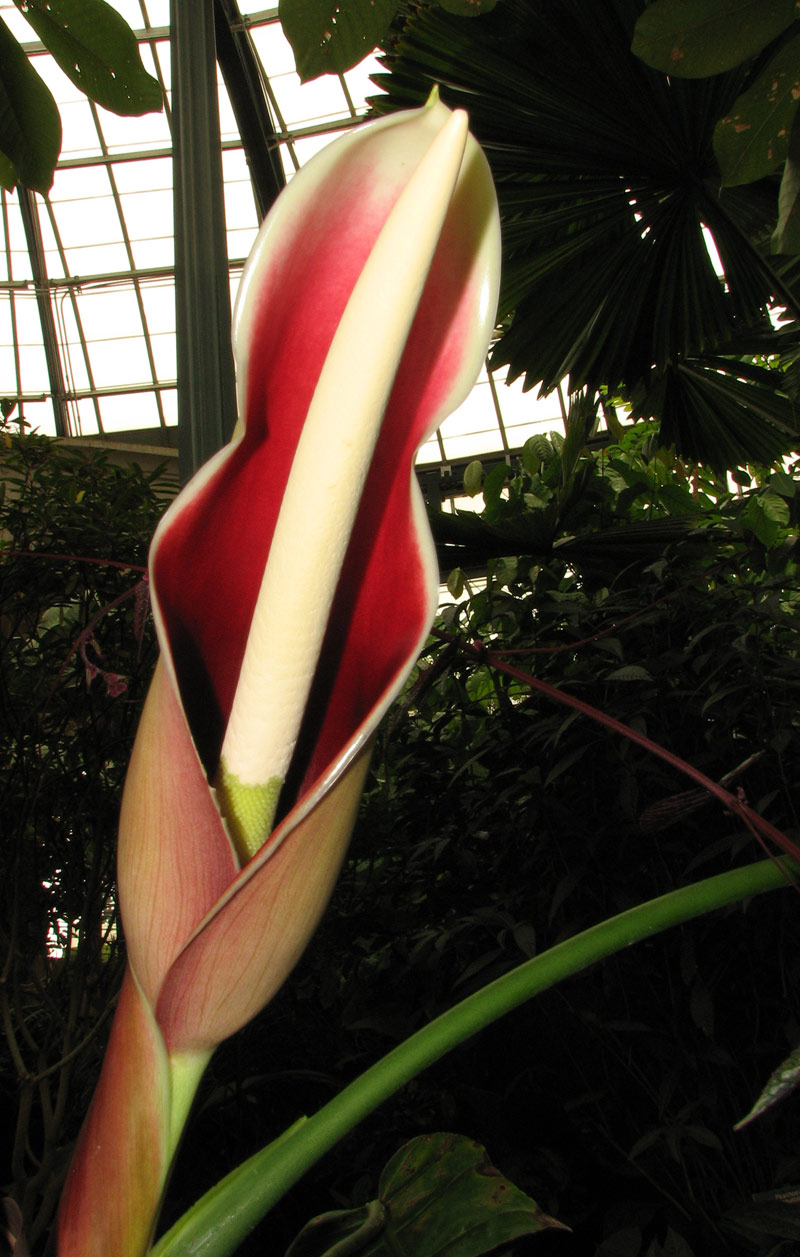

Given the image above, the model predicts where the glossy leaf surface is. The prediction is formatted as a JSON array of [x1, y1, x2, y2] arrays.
[[714, 27, 800, 186], [13, 0, 161, 115], [279, 0, 398, 80], [0, 14, 60, 190], [631, 0, 797, 77], [286, 1134, 566, 1257]]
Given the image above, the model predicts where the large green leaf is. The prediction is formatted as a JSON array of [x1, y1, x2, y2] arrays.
[[286, 1133, 566, 1257], [0, 149, 18, 191], [631, 0, 797, 78], [714, 27, 800, 186], [773, 107, 800, 252], [13, 0, 161, 116], [279, 0, 399, 80], [0, 14, 60, 191]]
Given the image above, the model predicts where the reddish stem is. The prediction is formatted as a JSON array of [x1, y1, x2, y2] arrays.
[[5, 549, 147, 574]]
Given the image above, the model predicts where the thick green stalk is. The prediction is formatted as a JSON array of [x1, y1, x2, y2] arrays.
[[151, 858, 796, 1257]]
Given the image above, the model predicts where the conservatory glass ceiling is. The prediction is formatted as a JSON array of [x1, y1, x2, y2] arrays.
[[0, 0, 565, 472]]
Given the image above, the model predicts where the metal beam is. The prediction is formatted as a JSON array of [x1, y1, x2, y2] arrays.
[[170, 0, 238, 482], [17, 188, 70, 437], [214, 0, 285, 222]]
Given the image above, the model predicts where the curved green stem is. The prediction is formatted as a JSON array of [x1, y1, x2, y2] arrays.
[[151, 858, 796, 1257]]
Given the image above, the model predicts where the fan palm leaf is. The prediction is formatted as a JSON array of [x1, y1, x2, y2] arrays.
[[371, 0, 800, 464]]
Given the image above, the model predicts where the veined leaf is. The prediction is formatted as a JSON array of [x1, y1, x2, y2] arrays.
[[734, 1041, 800, 1127], [0, 14, 60, 191], [13, 0, 161, 116], [279, 0, 399, 81], [714, 26, 800, 186], [287, 1133, 567, 1257], [773, 104, 800, 251], [606, 665, 653, 681], [632, 0, 797, 78]]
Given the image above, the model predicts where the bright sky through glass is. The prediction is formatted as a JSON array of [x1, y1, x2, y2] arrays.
[[0, 1, 565, 468]]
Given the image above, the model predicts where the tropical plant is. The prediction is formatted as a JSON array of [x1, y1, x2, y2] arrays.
[[236, 423, 799, 1257], [370, 0, 800, 468]]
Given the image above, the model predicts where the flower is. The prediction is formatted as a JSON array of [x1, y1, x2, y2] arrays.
[[56, 91, 500, 1257]]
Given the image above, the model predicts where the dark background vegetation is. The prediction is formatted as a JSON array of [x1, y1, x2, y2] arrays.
[[3, 423, 799, 1257], [4, 0, 800, 1251]]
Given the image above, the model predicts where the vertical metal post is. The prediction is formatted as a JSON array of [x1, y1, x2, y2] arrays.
[[170, 0, 238, 483], [17, 188, 70, 437], [214, 0, 285, 223]]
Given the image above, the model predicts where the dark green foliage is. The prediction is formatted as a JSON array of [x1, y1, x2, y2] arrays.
[[186, 426, 800, 1257], [3, 425, 800, 1257], [0, 432, 166, 1246]]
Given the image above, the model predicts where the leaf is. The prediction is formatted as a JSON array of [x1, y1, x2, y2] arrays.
[[522, 434, 553, 475], [723, 1198, 800, 1245], [512, 922, 537, 958], [631, 0, 797, 78], [759, 491, 791, 523], [279, 0, 399, 81], [463, 459, 483, 496], [376, 1134, 567, 1256], [13, 0, 161, 116], [285, 1134, 566, 1257], [606, 665, 653, 681], [597, 1229, 642, 1257], [447, 567, 465, 599], [740, 498, 780, 546], [684, 1124, 723, 1150], [714, 26, 800, 186], [772, 114, 800, 252], [286, 1201, 387, 1257], [0, 147, 19, 191], [438, 0, 499, 15], [0, 14, 61, 191], [645, 1228, 697, 1257], [734, 1041, 800, 1128], [481, 462, 508, 508]]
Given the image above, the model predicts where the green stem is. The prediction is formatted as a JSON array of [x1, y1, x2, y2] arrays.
[[151, 858, 795, 1257]]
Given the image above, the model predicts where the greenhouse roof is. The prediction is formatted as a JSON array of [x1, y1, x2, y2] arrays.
[[0, 0, 564, 476]]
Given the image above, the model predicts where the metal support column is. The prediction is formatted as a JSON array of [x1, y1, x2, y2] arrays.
[[170, 0, 238, 483], [214, 0, 285, 223], [17, 188, 70, 437]]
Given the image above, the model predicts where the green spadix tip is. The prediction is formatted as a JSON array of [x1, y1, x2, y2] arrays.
[[215, 760, 283, 863]]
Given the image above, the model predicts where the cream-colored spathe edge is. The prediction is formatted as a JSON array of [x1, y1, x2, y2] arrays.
[[218, 106, 470, 793], [232, 89, 452, 420]]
